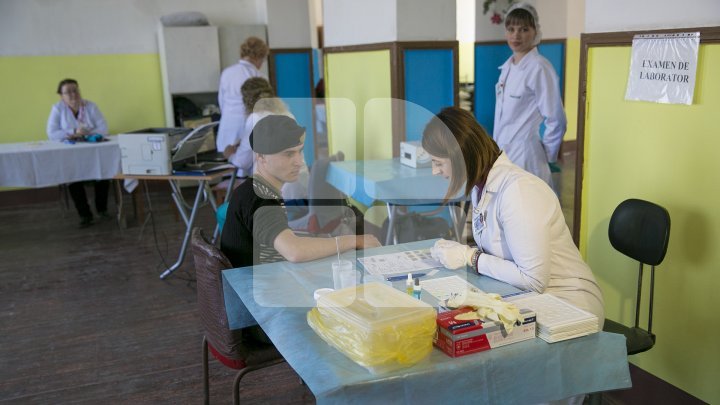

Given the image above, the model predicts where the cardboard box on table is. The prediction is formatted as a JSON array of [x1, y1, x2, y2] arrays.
[[434, 307, 537, 357]]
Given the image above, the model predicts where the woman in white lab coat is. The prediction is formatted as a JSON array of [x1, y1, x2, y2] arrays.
[[223, 77, 295, 176], [46, 78, 110, 228], [493, 3, 566, 189], [220, 77, 309, 202], [216, 36, 268, 156], [423, 107, 604, 327]]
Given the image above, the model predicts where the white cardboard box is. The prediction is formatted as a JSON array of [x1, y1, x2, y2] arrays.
[[400, 141, 431, 168]]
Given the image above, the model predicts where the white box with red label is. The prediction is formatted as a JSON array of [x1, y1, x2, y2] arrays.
[[434, 307, 537, 357]]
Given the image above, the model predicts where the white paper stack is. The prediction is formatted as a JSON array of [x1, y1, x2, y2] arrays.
[[506, 293, 599, 343]]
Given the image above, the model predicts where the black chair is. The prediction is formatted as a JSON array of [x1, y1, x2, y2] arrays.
[[603, 198, 671, 355], [191, 228, 285, 404]]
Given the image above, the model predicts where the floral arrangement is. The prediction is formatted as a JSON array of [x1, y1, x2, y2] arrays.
[[482, 0, 518, 25]]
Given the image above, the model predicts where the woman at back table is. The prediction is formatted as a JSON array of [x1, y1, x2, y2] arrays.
[[46, 78, 110, 228], [493, 2, 566, 190], [216, 36, 268, 156], [224, 77, 294, 176], [224, 77, 309, 200]]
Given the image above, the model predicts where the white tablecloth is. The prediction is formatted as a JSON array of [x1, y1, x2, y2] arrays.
[[0, 136, 122, 188]]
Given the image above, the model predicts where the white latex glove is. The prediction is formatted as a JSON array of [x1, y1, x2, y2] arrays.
[[448, 291, 524, 333], [431, 239, 477, 270]]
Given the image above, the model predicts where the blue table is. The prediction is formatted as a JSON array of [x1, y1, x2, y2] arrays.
[[326, 158, 468, 244], [222, 240, 631, 404]]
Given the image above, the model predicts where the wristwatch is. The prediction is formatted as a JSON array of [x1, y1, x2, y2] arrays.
[[470, 249, 482, 271]]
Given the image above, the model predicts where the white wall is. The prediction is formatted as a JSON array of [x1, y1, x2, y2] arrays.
[[586, 0, 720, 33], [313, 0, 323, 26], [566, 0, 585, 38], [323, 0, 457, 47], [457, 0, 476, 42], [267, 0, 316, 48], [0, 0, 266, 56], [535, 0, 567, 40], [397, 0, 456, 41], [323, 0, 397, 47], [475, 0, 568, 41]]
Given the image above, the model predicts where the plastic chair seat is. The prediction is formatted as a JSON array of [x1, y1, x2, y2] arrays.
[[603, 319, 656, 355]]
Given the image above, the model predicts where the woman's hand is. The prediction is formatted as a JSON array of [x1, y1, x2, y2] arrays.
[[223, 143, 238, 158], [431, 239, 476, 270], [72, 125, 91, 139]]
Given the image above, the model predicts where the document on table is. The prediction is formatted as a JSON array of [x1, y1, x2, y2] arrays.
[[357, 249, 443, 276], [419, 275, 484, 301]]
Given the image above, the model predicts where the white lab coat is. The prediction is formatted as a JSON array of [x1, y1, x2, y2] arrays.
[[472, 153, 604, 324], [46, 100, 108, 141], [216, 59, 265, 153], [493, 48, 566, 188]]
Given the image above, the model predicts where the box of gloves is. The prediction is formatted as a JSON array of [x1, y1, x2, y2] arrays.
[[434, 307, 537, 357]]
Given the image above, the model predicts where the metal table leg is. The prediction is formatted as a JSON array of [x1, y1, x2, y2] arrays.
[[113, 179, 126, 230], [385, 203, 398, 245], [160, 180, 207, 280], [448, 202, 469, 242]]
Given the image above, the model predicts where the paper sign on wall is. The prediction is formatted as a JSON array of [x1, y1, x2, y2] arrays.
[[625, 32, 699, 105]]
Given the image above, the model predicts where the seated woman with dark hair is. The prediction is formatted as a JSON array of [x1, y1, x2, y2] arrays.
[[46, 78, 110, 228]]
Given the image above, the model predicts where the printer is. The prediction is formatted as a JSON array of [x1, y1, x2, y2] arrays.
[[118, 122, 218, 175]]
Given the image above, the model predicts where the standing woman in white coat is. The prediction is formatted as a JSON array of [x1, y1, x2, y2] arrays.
[[216, 36, 268, 160], [47, 78, 110, 228], [424, 107, 604, 328], [493, 3, 566, 189]]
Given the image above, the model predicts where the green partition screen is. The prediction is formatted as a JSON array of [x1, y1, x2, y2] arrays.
[[581, 44, 720, 404], [325, 50, 392, 161]]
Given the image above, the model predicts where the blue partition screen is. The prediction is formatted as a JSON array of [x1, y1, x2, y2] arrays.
[[474, 42, 565, 138], [312, 48, 322, 87], [403, 49, 455, 142], [273, 52, 315, 166], [473, 44, 512, 135], [537, 42, 565, 95]]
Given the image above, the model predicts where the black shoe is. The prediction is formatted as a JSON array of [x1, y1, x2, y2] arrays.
[[78, 216, 94, 228]]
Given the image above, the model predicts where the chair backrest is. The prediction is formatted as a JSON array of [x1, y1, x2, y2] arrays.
[[307, 151, 346, 211], [191, 227, 246, 360], [609, 198, 671, 266], [305, 151, 364, 234]]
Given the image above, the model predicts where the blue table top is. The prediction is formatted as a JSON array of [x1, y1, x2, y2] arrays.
[[326, 158, 464, 206], [222, 240, 631, 404]]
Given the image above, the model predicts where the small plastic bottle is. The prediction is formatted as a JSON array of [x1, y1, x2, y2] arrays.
[[413, 277, 422, 300], [406, 273, 414, 295]]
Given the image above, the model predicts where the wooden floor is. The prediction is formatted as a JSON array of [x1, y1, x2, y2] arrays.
[[0, 189, 314, 404]]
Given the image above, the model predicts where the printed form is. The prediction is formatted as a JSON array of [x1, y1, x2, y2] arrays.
[[357, 249, 442, 276]]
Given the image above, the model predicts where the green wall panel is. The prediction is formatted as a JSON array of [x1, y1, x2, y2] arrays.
[[325, 50, 392, 161], [0, 54, 165, 143], [581, 44, 720, 404]]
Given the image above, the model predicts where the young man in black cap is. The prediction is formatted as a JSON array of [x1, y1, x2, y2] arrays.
[[220, 114, 381, 268]]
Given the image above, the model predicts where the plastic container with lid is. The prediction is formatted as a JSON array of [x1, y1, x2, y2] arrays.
[[306, 282, 437, 374]]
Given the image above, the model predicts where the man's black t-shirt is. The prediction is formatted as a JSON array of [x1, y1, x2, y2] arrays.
[[220, 176, 289, 268]]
